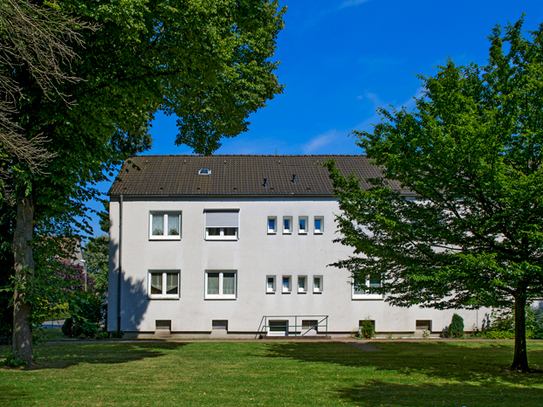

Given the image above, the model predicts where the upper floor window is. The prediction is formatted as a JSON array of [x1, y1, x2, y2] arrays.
[[313, 275, 323, 293], [283, 216, 292, 234], [352, 276, 383, 300], [205, 270, 237, 299], [205, 210, 239, 240], [268, 216, 277, 234], [298, 216, 308, 234], [149, 270, 180, 299], [314, 216, 324, 234], [150, 212, 181, 240]]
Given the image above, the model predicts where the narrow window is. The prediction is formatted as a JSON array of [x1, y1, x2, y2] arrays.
[[267, 216, 277, 234], [283, 216, 292, 234], [298, 216, 308, 234], [314, 216, 324, 234], [298, 276, 307, 293], [313, 276, 323, 293], [282, 275, 292, 293], [266, 275, 276, 293]]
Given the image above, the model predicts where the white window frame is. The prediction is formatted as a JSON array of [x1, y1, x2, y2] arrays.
[[204, 210, 239, 241], [313, 275, 323, 293], [352, 277, 383, 300], [298, 216, 308, 234], [267, 216, 277, 234], [297, 275, 307, 294], [314, 216, 324, 234], [282, 275, 292, 293], [205, 270, 237, 299], [266, 275, 276, 293], [149, 212, 181, 240], [148, 270, 180, 299], [283, 216, 292, 234]]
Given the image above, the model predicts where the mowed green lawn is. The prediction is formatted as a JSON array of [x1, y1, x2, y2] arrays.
[[1, 340, 543, 406]]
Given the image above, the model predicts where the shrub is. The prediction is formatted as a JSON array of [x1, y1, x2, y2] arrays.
[[360, 320, 375, 339], [80, 321, 98, 338], [449, 314, 464, 338]]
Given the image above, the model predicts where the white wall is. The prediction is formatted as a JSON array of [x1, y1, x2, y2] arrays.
[[108, 196, 486, 336]]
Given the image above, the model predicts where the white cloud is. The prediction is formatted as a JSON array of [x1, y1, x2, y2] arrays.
[[339, 0, 370, 9], [302, 130, 339, 154]]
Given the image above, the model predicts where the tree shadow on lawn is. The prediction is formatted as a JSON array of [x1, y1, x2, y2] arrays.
[[6, 341, 187, 369], [261, 341, 543, 387], [335, 379, 543, 407]]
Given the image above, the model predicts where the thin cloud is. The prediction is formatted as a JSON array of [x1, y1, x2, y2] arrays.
[[339, 0, 370, 9], [302, 130, 339, 154]]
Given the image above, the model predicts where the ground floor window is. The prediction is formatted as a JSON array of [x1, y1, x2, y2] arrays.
[[205, 270, 237, 299], [148, 271, 180, 299]]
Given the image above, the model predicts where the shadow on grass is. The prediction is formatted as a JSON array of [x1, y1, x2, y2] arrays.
[[261, 341, 543, 386], [2, 341, 186, 370], [335, 380, 543, 407]]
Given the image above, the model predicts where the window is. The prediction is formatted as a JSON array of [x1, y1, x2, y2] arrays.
[[212, 320, 228, 330], [148, 271, 180, 299], [205, 270, 237, 299], [352, 276, 383, 299], [313, 276, 323, 293], [298, 216, 308, 234], [267, 216, 277, 234], [266, 275, 276, 293], [302, 320, 319, 333], [283, 216, 292, 234], [298, 275, 307, 293], [282, 275, 292, 293], [149, 212, 181, 239], [314, 216, 324, 234], [205, 210, 239, 240], [416, 320, 432, 331], [199, 169, 211, 175], [268, 320, 288, 336]]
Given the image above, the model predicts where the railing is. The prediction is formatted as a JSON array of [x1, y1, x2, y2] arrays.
[[258, 315, 329, 337]]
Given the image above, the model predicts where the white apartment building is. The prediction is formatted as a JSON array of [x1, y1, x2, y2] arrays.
[[107, 155, 484, 337]]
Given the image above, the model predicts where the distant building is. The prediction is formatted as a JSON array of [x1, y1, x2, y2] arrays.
[[108, 155, 484, 337]]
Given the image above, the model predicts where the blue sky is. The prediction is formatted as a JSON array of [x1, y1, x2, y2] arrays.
[[90, 0, 543, 235]]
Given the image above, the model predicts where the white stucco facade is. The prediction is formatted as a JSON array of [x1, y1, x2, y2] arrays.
[[108, 195, 485, 337]]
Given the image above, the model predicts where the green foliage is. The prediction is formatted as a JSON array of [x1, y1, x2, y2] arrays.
[[3, 349, 27, 367], [359, 320, 375, 339], [110, 330, 124, 339], [449, 314, 464, 338], [326, 17, 543, 371], [84, 235, 109, 294], [62, 291, 104, 338]]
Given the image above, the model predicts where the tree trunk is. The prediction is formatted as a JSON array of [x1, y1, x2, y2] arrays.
[[12, 192, 35, 367], [511, 295, 529, 372]]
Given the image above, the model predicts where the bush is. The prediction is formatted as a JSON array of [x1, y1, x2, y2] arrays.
[[449, 314, 464, 338], [360, 320, 375, 339], [62, 292, 104, 339]]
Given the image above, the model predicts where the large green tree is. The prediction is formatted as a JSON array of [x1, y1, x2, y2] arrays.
[[2, 0, 285, 366], [326, 17, 543, 372]]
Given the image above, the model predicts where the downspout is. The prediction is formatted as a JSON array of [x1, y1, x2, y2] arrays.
[[117, 194, 123, 335]]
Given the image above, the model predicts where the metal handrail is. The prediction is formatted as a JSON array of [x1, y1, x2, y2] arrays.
[[261, 314, 329, 337]]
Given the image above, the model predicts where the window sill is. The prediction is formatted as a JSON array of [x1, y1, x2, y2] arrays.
[[205, 237, 238, 241], [314, 231, 323, 235], [298, 231, 308, 235], [352, 295, 384, 300], [205, 295, 237, 300], [149, 236, 181, 240], [148, 295, 180, 300]]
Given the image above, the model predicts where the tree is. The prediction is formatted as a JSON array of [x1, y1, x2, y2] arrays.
[[84, 235, 109, 295], [326, 17, 543, 372], [2, 0, 285, 366]]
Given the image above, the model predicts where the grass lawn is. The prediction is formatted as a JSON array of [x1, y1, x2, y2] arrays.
[[1, 340, 543, 406]]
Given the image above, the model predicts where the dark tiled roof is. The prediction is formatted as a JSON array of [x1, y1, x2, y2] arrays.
[[109, 155, 400, 197]]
